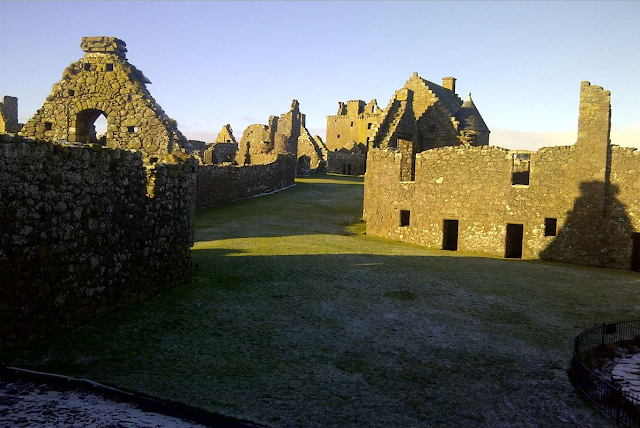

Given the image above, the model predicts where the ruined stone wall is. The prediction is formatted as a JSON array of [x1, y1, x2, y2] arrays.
[[19, 37, 185, 159], [297, 127, 326, 175], [204, 142, 238, 164], [0, 96, 20, 134], [328, 151, 366, 176], [364, 82, 638, 270], [196, 154, 295, 208], [0, 134, 197, 348], [236, 101, 301, 166]]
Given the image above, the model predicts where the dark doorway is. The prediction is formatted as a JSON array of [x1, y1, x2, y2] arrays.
[[505, 224, 524, 258], [442, 220, 459, 251], [632, 233, 640, 272], [347, 164, 352, 175], [341, 164, 347, 175]]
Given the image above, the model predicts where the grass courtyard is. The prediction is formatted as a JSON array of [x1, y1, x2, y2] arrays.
[[5, 175, 640, 427]]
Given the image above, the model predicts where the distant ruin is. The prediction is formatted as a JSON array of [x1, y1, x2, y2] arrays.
[[364, 82, 640, 271], [18, 37, 187, 159], [326, 73, 490, 175]]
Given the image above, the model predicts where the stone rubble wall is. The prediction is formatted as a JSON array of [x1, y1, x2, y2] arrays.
[[364, 82, 639, 270], [297, 127, 326, 175], [19, 37, 185, 159], [0, 134, 197, 349], [196, 154, 295, 208], [327, 151, 366, 176]]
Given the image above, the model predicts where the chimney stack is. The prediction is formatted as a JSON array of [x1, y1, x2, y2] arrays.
[[442, 77, 456, 94]]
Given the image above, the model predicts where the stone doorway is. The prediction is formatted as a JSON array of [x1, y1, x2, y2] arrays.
[[632, 233, 640, 272], [75, 109, 108, 145], [442, 219, 459, 251], [505, 223, 524, 259]]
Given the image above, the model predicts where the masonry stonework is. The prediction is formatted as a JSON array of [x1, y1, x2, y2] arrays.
[[19, 37, 187, 159], [0, 96, 20, 134], [364, 82, 639, 270], [196, 155, 295, 208], [0, 134, 197, 349]]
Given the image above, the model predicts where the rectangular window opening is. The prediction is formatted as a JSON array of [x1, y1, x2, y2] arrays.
[[84, 63, 91, 71], [44, 122, 53, 131], [106, 63, 114, 72], [511, 154, 530, 185], [443, 220, 459, 251], [68, 89, 75, 96], [400, 210, 410, 227], [350, 121, 354, 127], [544, 218, 557, 236], [127, 126, 137, 133], [367, 123, 372, 129]]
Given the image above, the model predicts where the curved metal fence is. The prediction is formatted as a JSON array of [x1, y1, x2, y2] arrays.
[[572, 318, 640, 427]]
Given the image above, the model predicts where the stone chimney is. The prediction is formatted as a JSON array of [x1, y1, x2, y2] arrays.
[[442, 77, 456, 94], [81, 36, 127, 59]]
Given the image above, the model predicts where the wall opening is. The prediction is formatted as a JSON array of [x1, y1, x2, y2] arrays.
[[84, 63, 91, 71], [75, 109, 108, 145], [341, 164, 347, 175], [398, 136, 415, 181], [544, 218, 557, 236], [512, 154, 531, 185], [368, 123, 372, 129], [68, 89, 75, 96], [106, 63, 114, 72], [127, 126, 137, 133], [400, 210, 410, 227], [350, 121, 354, 127], [505, 223, 524, 259], [347, 164, 352, 175], [442, 220, 459, 251], [632, 233, 640, 272], [44, 122, 53, 131]]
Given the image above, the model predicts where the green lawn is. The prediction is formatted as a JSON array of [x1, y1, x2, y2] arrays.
[[6, 174, 640, 427]]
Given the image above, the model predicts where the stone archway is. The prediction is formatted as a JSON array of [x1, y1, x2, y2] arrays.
[[75, 109, 108, 145]]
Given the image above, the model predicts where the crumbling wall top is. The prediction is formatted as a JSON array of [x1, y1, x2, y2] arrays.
[[81, 36, 127, 58]]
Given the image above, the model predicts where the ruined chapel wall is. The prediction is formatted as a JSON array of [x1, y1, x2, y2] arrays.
[[19, 38, 183, 157], [0, 134, 196, 348], [196, 154, 295, 208]]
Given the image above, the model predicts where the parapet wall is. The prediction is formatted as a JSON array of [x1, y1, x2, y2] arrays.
[[196, 154, 295, 208], [0, 134, 197, 349]]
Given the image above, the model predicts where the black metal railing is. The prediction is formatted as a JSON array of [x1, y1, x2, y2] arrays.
[[572, 318, 640, 427]]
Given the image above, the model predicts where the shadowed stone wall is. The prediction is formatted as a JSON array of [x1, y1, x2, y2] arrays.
[[0, 96, 20, 133], [196, 154, 295, 208], [0, 134, 197, 349], [364, 82, 639, 270]]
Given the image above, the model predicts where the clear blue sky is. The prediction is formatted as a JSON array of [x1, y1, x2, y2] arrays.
[[1, 1, 638, 149]]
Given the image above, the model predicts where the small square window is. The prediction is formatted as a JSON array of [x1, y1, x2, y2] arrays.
[[84, 63, 91, 71], [545, 218, 557, 236], [106, 63, 114, 72], [400, 210, 410, 227], [44, 122, 53, 131], [127, 126, 137, 133], [367, 123, 372, 129], [68, 89, 75, 96]]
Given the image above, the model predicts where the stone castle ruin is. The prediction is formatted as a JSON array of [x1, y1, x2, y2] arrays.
[[364, 82, 640, 271], [326, 73, 490, 175], [18, 37, 187, 159]]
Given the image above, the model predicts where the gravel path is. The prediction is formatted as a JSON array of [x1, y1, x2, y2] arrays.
[[0, 378, 208, 428]]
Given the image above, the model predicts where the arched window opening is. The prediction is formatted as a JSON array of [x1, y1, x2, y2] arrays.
[[76, 109, 108, 146]]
